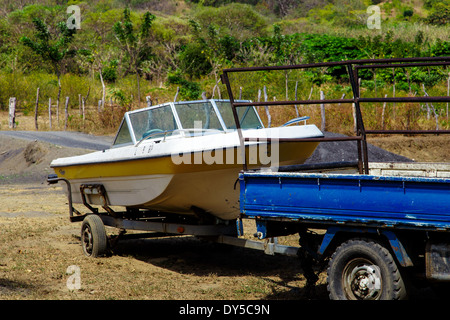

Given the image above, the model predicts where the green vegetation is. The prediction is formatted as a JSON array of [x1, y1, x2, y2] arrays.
[[20, 16, 78, 117], [0, 0, 448, 133]]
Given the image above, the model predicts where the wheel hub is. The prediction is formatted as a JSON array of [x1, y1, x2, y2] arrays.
[[345, 261, 382, 300], [82, 226, 93, 255]]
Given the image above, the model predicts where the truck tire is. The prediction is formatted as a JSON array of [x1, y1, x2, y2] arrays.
[[327, 238, 407, 300], [81, 214, 108, 258]]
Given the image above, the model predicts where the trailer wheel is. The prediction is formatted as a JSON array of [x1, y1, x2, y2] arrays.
[[81, 215, 107, 258], [327, 238, 407, 300]]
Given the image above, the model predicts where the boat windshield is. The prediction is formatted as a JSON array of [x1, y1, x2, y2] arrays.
[[129, 104, 179, 141], [113, 118, 133, 147], [174, 101, 223, 131], [111, 100, 264, 148], [214, 101, 263, 130]]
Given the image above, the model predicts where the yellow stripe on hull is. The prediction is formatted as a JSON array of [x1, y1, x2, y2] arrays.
[[53, 141, 320, 181]]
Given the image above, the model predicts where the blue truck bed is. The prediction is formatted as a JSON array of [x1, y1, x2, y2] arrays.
[[239, 170, 450, 231]]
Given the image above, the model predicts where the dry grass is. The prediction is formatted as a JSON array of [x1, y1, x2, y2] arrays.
[[0, 106, 126, 136], [0, 183, 328, 300]]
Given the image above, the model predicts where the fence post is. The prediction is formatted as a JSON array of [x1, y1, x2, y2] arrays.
[[392, 68, 396, 120], [338, 93, 345, 106], [78, 94, 82, 115], [64, 96, 70, 131], [49, 98, 52, 129], [174, 87, 179, 102], [263, 85, 271, 128], [9, 97, 16, 129], [320, 90, 326, 131], [422, 84, 439, 130], [35, 87, 40, 131], [82, 97, 85, 128], [381, 94, 388, 130]]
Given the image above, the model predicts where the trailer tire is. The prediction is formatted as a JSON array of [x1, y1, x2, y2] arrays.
[[81, 215, 108, 258], [327, 238, 407, 300]]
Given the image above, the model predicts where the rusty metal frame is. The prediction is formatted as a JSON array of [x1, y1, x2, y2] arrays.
[[47, 174, 84, 221], [220, 56, 450, 174]]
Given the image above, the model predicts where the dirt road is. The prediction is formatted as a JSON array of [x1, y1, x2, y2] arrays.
[[0, 130, 113, 151]]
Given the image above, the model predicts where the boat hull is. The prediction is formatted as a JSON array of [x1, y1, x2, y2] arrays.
[[54, 140, 320, 220]]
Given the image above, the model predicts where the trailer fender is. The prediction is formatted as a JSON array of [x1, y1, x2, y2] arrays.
[[318, 226, 413, 267]]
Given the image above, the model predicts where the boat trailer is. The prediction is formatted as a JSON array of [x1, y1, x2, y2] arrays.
[[47, 174, 299, 258]]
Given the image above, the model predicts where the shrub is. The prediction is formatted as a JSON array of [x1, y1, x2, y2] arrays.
[[425, 3, 450, 25], [178, 43, 212, 79], [167, 73, 201, 100]]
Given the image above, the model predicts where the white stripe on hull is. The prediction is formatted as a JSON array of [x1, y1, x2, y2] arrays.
[[66, 168, 241, 220]]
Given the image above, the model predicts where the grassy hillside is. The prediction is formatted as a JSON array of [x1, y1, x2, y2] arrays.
[[0, 0, 448, 134]]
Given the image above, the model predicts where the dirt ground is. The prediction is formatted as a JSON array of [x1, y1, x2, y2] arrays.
[[0, 113, 448, 300], [0, 187, 325, 301], [0, 186, 319, 300], [367, 135, 450, 163], [0, 135, 330, 301]]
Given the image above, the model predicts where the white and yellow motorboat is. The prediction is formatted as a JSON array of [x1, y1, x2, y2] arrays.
[[50, 99, 323, 220]]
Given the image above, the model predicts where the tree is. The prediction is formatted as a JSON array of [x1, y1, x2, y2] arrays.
[[77, 46, 115, 111], [20, 18, 77, 123], [113, 8, 155, 104]]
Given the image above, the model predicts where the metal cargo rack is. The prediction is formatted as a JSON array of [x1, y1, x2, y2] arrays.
[[220, 56, 450, 174]]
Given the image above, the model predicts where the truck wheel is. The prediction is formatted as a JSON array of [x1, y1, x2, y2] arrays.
[[81, 215, 107, 258], [327, 238, 407, 300]]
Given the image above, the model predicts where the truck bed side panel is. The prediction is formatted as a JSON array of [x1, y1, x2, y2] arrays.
[[240, 172, 450, 230]]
